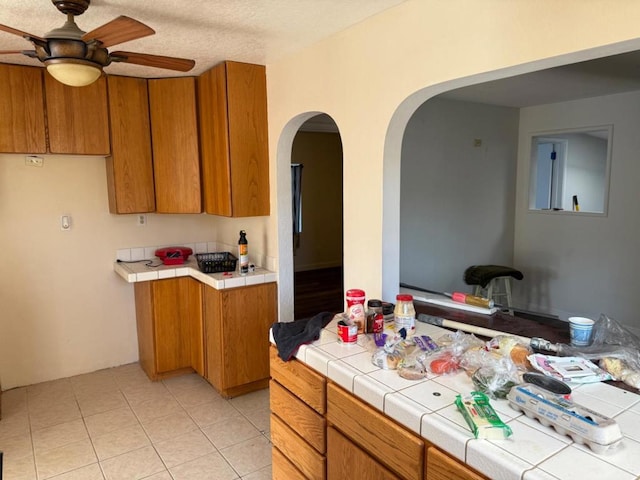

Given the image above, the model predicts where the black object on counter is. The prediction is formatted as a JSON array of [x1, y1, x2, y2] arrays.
[[523, 372, 572, 395], [272, 311, 334, 361]]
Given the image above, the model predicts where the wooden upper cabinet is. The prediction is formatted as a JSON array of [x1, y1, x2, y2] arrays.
[[105, 76, 155, 214], [44, 72, 110, 155], [198, 61, 270, 217], [0, 64, 47, 153], [148, 77, 202, 213]]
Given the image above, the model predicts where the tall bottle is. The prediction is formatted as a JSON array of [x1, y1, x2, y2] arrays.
[[238, 230, 249, 275]]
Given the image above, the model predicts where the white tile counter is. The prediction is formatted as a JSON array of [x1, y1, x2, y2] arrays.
[[113, 256, 277, 290], [281, 316, 640, 480]]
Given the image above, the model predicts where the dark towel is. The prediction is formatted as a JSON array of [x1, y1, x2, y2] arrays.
[[272, 311, 334, 361], [464, 265, 524, 288]]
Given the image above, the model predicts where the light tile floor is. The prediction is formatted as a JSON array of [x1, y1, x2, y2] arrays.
[[0, 363, 272, 480]]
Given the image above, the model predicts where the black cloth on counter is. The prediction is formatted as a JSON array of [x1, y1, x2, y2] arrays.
[[464, 265, 524, 288], [272, 311, 334, 361]]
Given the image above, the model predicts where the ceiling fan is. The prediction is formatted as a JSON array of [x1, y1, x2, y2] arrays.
[[0, 0, 195, 87]]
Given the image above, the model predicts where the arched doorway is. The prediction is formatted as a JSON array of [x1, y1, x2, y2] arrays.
[[290, 114, 343, 319]]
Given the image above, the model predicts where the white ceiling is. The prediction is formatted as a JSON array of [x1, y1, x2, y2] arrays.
[[0, 0, 406, 78]]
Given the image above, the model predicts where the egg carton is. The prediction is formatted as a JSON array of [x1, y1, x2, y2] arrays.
[[507, 383, 623, 454]]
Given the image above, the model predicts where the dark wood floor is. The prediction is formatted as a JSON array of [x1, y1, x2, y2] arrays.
[[294, 266, 344, 320]]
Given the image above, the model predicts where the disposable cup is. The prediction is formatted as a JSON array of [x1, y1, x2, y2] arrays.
[[569, 317, 594, 347]]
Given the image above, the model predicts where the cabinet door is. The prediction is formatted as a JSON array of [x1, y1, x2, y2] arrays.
[[426, 447, 487, 480], [327, 427, 399, 480], [106, 75, 155, 213], [204, 282, 277, 395], [198, 61, 270, 217], [0, 64, 46, 153], [148, 77, 202, 213], [153, 277, 203, 374], [44, 72, 110, 154]]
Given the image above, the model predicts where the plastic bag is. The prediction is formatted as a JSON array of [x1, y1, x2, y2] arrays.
[[422, 330, 484, 375], [470, 357, 520, 399], [558, 314, 640, 389], [369, 330, 412, 370]]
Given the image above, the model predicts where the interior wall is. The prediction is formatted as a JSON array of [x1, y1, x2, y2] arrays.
[[0, 154, 269, 389], [400, 98, 519, 294], [291, 131, 343, 272], [268, 0, 640, 323], [514, 90, 640, 324]]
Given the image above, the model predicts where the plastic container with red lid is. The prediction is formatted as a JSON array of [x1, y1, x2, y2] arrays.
[[394, 293, 416, 334]]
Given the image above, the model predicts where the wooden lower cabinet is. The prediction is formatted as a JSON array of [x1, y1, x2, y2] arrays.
[[327, 383, 423, 480], [270, 346, 327, 479], [204, 282, 277, 397], [134, 277, 203, 380], [328, 427, 399, 480], [269, 353, 489, 480]]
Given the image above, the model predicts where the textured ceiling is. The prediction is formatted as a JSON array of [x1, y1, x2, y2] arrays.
[[0, 0, 406, 78]]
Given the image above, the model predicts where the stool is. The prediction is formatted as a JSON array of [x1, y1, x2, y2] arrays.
[[464, 265, 523, 315]]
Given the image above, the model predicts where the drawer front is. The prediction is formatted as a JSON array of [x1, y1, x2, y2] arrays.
[[273, 447, 307, 480], [426, 447, 487, 480], [270, 346, 326, 414], [270, 379, 326, 453], [327, 383, 423, 480], [271, 413, 326, 480], [328, 427, 400, 480]]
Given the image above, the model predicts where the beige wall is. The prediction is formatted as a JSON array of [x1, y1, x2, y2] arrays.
[[268, 0, 640, 322], [5, 0, 640, 388], [0, 154, 269, 389]]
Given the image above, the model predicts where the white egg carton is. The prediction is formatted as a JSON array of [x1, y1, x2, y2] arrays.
[[507, 383, 623, 454]]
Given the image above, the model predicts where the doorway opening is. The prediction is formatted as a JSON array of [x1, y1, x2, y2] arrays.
[[290, 114, 344, 320]]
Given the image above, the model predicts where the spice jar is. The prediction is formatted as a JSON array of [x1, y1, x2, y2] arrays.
[[366, 299, 384, 334], [394, 294, 416, 335], [346, 289, 366, 334]]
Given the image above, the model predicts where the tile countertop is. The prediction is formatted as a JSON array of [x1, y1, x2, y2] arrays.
[[113, 257, 277, 290], [279, 317, 640, 480]]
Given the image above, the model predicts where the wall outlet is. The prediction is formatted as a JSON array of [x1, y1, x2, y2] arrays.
[[137, 214, 147, 226], [25, 156, 44, 167], [60, 215, 71, 231]]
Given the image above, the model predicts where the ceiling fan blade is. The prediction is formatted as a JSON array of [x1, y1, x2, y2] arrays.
[[0, 24, 45, 43], [0, 50, 29, 55], [110, 51, 195, 72], [82, 16, 155, 48]]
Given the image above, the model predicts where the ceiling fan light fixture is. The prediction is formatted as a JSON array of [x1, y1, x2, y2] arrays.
[[46, 58, 102, 87]]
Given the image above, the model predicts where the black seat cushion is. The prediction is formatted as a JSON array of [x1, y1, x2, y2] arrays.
[[464, 265, 523, 288]]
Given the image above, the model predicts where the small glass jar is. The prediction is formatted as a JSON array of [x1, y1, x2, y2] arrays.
[[346, 289, 366, 334], [366, 299, 384, 333], [394, 294, 416, 335]]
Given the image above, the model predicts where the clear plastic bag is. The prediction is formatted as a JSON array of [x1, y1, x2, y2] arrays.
[[558, 314, 640, 389]]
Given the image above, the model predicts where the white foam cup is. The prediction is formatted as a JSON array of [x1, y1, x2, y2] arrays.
[[569, 317, 594, 347]]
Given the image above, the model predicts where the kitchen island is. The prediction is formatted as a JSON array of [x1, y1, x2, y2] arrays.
[[270, 304, 640, 480]]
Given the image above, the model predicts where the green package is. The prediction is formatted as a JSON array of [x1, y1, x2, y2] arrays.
[[455, 391, 513, 439]]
